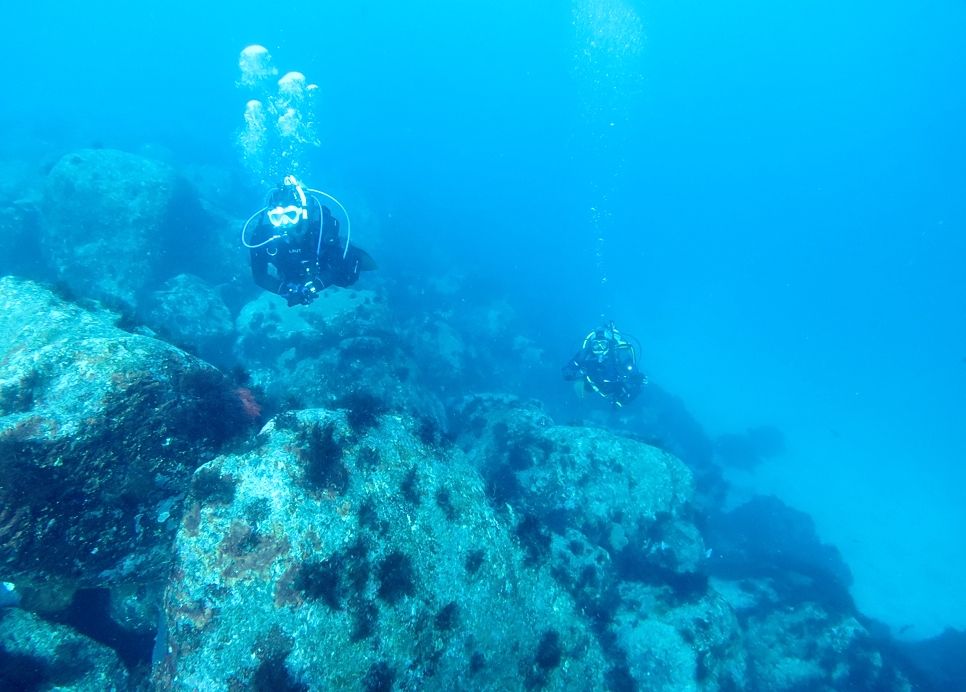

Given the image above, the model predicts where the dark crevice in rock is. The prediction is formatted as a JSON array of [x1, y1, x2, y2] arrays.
[[47, 588, 155, 673]]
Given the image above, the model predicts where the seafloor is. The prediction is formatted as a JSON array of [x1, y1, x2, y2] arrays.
[[0, 148, 961, 691]]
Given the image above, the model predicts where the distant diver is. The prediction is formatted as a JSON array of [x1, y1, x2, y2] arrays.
[[562, 322, 647, 409], [243, 176, 376, 306]]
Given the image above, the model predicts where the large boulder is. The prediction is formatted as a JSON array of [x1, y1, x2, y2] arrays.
[[0, 278, 256, 606], [699, 496, 914, 691], [446, 397, 916, 691], [39, 149, 244, 305], [155, 409, 608, 691]]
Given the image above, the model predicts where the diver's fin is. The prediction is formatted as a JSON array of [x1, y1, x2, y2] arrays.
[[346, 244, 378, 271]]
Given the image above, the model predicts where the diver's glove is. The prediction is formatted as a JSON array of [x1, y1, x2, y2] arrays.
[[282, 281, 319, 307]]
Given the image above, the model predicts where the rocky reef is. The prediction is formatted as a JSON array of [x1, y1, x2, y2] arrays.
[[0, 277, 256, 613], [0, 148, 937, 690], [156, 409, 608, 691]]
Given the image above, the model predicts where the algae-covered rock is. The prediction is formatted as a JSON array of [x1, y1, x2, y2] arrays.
[[0, 277, 254, 600], [0, 608, 128, 691], [39, 149, 234, 304], [156, 410, 607, 691]]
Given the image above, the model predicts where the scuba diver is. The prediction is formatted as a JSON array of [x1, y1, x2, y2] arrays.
[[243, 176, 376, 306], [562, 322, 647, 409]]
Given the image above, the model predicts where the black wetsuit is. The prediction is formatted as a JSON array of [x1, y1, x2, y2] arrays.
[[562, 342, 646, 408], [249, 203, 368, 300]]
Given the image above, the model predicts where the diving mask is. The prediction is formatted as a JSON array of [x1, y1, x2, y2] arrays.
[[268, 204, 307, 227]]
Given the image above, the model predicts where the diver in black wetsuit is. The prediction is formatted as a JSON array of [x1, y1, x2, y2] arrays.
[[562, 322, 647, 409], [243, 176, 376, 306]]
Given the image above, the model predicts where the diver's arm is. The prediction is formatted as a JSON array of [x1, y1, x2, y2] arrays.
[[562, 349, 590, 381], [615, 372, 646, 406]]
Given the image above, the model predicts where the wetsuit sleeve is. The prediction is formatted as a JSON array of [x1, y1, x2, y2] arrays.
[[562, 349, 589, 380], [614, 371, 646, 406]]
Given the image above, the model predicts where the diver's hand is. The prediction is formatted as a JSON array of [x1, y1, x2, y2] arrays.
[[282, 282, 318, 307], [300, 281, 319, 303], [281, 283, 303, 306]]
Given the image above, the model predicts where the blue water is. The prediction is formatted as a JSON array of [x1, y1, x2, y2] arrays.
[[4, 0, 965, 640]]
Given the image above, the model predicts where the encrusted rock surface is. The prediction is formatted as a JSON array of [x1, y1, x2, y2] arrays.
[[0, 277, 253, 605], [156, 409, 608, 691], [235, 287, 392, 369]]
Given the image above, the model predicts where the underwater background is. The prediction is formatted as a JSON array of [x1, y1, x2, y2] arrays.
[[1, 0, 965, 689]]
